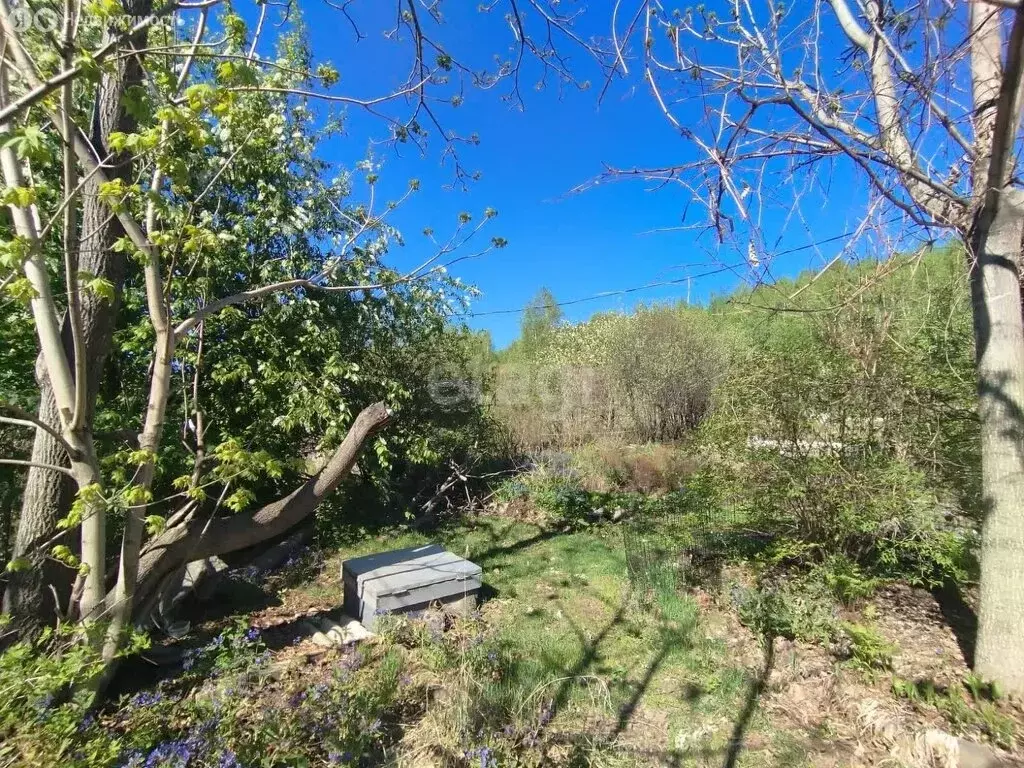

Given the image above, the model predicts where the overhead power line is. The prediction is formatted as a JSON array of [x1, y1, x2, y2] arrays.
[[461, 223, 882, 318], [461, 263, 747, 317]]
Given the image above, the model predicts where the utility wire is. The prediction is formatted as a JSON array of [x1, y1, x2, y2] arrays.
[[461, 263, 747, 317], [461, 223, 882, 318]]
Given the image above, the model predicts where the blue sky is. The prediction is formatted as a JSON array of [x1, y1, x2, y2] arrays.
[[248, 0, 874, 347]]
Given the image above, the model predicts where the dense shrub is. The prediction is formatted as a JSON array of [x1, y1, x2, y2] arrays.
[[745, 454, 975, 587], [574, 442, 699, 494], [494, 306, 732, 449]]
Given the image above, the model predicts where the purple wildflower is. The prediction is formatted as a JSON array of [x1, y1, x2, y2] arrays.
[[142, 739, 191, 768], [131, 691, 163, 707]]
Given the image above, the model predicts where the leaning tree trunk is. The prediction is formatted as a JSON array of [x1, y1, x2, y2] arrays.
[[969, 188, 1024, 696], [2, 2, 150, 626], [127, 402, 392, 623]]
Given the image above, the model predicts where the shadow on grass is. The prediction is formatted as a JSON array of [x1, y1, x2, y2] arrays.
[[459, 521, 570, 566], [526, 619, 777, 768], [723, 633, 776, 768]]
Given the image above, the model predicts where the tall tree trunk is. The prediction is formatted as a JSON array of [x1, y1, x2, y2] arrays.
[[2, 2, 150, 625], [969, 189, 1024, 695], [2, 380, 76, 622]]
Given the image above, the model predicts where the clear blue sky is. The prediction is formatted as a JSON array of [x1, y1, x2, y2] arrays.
[[248, 1, 871, 348]]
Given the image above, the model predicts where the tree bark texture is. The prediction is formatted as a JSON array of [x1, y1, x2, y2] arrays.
[[970, 190, 1024, 695], [127, 402, 392, 622], [2, 0, 151, 625]]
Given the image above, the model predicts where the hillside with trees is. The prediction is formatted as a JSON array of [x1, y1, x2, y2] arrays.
[[2, 0, 1024, 765]]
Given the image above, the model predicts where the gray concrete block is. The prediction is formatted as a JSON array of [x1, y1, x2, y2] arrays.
[[342, 544, 482, 629]]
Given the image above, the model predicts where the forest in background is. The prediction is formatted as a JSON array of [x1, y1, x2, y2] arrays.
[[3, 0, 1024, 761]]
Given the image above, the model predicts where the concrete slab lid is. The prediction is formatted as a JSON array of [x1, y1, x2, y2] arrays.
[[342, 544, 482, 597]]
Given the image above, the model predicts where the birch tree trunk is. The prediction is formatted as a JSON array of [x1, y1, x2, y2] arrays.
[[969, 191, 1024, 693]]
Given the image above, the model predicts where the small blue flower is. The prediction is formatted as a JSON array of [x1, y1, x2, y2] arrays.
[[244, 627, 260, 643], [142, 738, 191, 768], [119, 749, 144, 768], [131, 691, 163, 707]]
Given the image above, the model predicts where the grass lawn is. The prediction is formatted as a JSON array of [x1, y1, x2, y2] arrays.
[[94, 514, 1021, 768], [213, 514, 1009, 767]]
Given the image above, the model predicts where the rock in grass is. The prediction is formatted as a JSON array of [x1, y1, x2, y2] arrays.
[[958, 740, 1018, 768], [301, 615, 373, 647]]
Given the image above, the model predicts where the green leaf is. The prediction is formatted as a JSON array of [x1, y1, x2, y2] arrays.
[[5, 557, 31, 573], [224, 488, 255, 512], [123, 85, 151, 122], [144, 515, 167, 536], [51, 545, 80, 569], [186, 486, 208, 501], [123, 486, 153, 506], [315, 63, 339, 87], [172, 475, 193, 490], [81, 274, 115, 302], [97, 178, 129, 211], [3, 125, 46, 160], [127, 448, 157, 466], [4, 277, 38, 303], [1, 186, 37, 207]]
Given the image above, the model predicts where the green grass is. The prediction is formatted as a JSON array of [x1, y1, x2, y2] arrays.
[[326, 516, 804, 766]]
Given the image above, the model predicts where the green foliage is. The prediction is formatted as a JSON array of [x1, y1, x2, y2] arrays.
[[840, 622, 895, 671], [496, 304, 731, 448], [813, 556, 880, 605], [529, 475, 592, 524], [0, 626, 149, 767], [733, 578, 837, 644], [0, 620, 410, 767], [0, 12, 508, 564], [892, 676, 1017, 749], [519, 286, 563, 355], [744, 454, 973, 588]]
